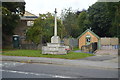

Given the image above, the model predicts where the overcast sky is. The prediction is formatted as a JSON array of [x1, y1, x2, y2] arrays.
[[24, 0, 98, 16]]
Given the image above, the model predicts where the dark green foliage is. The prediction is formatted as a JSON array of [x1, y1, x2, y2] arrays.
[[62, 2, 120, 39], [87, 2, 120, 38], [2, 2, 25, 35], [87, 2, 112, 37], [2, 2, 25, 16], [2, 2, 25, 48], [77, 11, 88, 35], [106, 2, 120, 38], [62, 8, 80, 38], [2, 7, 20, 35]]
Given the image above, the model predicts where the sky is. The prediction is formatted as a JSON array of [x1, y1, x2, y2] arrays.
[[24, 0, 98, 16]]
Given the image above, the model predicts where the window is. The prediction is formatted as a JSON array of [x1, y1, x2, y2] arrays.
[[86, 38, 90, 42], [86, 35, 91, 45], [27, 21, 34, 26]]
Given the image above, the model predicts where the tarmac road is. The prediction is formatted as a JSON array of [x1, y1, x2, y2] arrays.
[[1, 61, 118, 79]]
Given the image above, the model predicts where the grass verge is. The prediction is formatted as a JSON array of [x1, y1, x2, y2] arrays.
[[72, 47, 80, 51], [1, 49, 94, 59]]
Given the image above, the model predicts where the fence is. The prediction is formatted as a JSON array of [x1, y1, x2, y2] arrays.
[[63, 38, 78, 48]]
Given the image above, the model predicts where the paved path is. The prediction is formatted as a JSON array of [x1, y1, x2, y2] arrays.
[[95, 49, 118, 55], [1, 55, 119, 69], [74, 50, 93, 54], [78, 55, 117, 61]]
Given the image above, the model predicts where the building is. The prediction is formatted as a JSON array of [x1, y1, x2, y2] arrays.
[[14, 11, 38, 44], [77, 29, 100, 50], [11, 11, 38, 49]]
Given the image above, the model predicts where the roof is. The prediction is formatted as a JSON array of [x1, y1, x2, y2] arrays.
[[24, 11, 37, 17], [20, 11, 38, 20], [2, 0, 25, 2], [77, 29, 100, 39]]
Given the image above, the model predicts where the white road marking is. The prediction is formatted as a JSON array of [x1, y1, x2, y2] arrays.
[[1, 69, 73, 78], [1, 62, 26, 68], [53, 75, 72, 78]]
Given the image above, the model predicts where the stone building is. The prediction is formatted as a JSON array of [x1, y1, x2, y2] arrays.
[[7, 11, 38, 49], [77, 29, 100, 50], [77, 29, 119, 54], [3, 11, 38, 49], [14, 11, 38, 44]]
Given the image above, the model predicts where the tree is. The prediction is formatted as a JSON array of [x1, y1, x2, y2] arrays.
[[2, 2, 25, 39], [26, 12, 63, 45], [77, 11, 88, 35], [62, 8, 80, 38], [2, 7, 20, 35], [2, 2, 25, 47], [87, 2, 120, 38], [106, 2, 120, 38], [87, 2, 112, 37], [2, 2, 25, 15]]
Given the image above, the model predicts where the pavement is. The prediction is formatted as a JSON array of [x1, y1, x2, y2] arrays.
[[78, 55, 118, 61], [0, 55, 119, 69], [95, 49, 118, 55]]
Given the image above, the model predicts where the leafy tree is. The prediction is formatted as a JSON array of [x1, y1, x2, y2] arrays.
[[2, 2, 25, 48], [61, 2, 120, 39], [2, 2, 25, 16], [62, 8, 80, 38], [26, 12, 63, 45], [87, 2, 120, 38], [87, 2, 112, 37], [77, 11, 88, 35], [2, 2, 25, 39], [2, 7, 20, 35], [106, 2, 120, 38]]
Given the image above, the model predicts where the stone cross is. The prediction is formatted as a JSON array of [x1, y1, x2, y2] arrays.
[[54, 8, 57, 36]]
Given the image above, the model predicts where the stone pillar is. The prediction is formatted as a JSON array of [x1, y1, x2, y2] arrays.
[[54, 8, 57, 36], [51, 8, 60, 43]]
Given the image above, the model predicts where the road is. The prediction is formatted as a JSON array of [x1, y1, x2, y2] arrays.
[[1, 61, 119, 78]]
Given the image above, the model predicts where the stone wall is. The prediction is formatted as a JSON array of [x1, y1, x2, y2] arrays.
[[20, 44, 42, 50], [100, 38, 119, 50], [81, 42, 97, 53]]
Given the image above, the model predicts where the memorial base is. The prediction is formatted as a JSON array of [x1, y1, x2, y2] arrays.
[[42, 43, 69, 54], [51, 36, 60, 43], [42, 36, 70, 54]]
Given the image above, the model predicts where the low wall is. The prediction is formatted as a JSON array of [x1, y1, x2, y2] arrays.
[[100, 37, 119, 50], [100, 38, 118, 45], [81, 42, 97, 53], [20, 44, 42, 50], [100, 45, 118, 50]]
